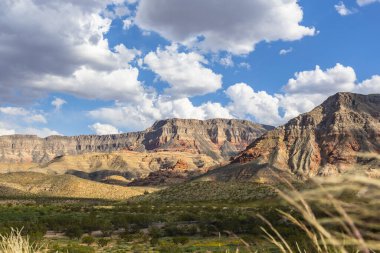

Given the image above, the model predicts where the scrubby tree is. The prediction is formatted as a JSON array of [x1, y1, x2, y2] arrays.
[[97, 238, 111, 248], [66, 225, 83, 239], [82, 235, 95, 246]]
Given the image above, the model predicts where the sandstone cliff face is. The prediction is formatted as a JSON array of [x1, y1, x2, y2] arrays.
[[234, 93, 380, 178], [0, 119, 272, 164]]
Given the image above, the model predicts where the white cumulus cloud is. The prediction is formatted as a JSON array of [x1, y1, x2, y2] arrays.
[[135, 0, 315, 55], [20, 128, 61, 138], [88, 63, 380, 129], [51, 98, 67, 111], [0, 0, 143, 103], [279, 48, 293, 55], [225, 64, 380, 125], [335, 2, 355, 16], [0, 107, 28, 116], [357, 0, 380, 6], [89, 96, 233, 131], [89, 123, 121, 135], [226, 83, 282, 125], [144, 45, 222, 98], [25, 114, 47, 124]]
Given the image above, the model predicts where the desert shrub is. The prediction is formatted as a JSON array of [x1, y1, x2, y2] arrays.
[[65, 225, 83, 239], [97, 220, 113, 237], [150, 237, 159, 246], [199, 224, 216, 237], [172, 236, 189, 245], [50, 243, 94, 253], [177, 211, 197, 221], [158, 240, 181, 253], [163, 223, 180, 237], [97, 238, 111, 247], [148, 226, 163, 239], [180, 224, 198, 236], [81, 236, 95, 246]]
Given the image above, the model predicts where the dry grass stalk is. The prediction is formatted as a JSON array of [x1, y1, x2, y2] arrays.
[[260, 172, 380, 253], [0, 228, 44, 253]]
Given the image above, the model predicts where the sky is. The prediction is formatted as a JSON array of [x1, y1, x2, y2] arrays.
[[0, 0, 379, 137]]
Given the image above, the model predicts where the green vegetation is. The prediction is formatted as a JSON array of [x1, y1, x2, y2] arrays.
[[0, 177, 378, 252], [130, 181, 279, 203]]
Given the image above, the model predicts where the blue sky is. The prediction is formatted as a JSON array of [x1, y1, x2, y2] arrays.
[[0, 0, 379, 136]]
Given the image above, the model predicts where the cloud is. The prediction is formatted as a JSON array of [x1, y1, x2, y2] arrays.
[[0, 121, 15, 136], [0, 129, 15, 136], [157, 98, 233, 120], [279, 48, 293, 55], [25, 114, 47, 124], [0, 120, 15, 136], [335, 2, 355, 16], [51, 98, 67, 111], [219, 55, 234, 67], [357, 0, 380, 6], [88, 63, 380, 129], [89, 96, 233, 131], [135, 0, 315, 55], [0, 106, 57, 136], [0, 0, 143, 104], [144, 45, 222, 98], [0, 107, 47, 124], [34, 65, 144, 102], [355, 75, 380, 93], [226, 83, 282, 125], [89, 123, 121, 135], [277, 64, 380, 120], [284, 64, 356, 95], [0, 107, 28, 116], [20, 128, 61, 138], [0, 117, 58, 137], [226, 64, 380, 125], [123, 18, 134, 30], [238, 62, 251, 69]]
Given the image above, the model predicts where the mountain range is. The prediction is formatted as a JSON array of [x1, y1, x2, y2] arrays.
[[0, 118, 272, 164], [201, 92, 380, 182], [0, 92, 379, 198]]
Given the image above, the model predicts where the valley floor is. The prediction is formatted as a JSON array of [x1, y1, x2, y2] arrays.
[[0, 175, 379, 253]]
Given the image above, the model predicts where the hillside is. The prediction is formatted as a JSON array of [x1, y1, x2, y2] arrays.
[[0, 172, 157, 200], [201, 93, 380, 180], [0, 119, 272, 164], [17, 151, 219, 180]]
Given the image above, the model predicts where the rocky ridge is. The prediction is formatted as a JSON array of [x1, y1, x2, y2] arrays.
[[0, 118, 272, 164], [232, 92, 380, 178]]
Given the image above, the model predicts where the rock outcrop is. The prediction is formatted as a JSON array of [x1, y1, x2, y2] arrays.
[[233, 92, 380, 178], [0, 118, 272, 164]]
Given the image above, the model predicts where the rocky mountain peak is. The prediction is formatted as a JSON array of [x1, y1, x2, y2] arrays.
[[233, 92, 380, 178]]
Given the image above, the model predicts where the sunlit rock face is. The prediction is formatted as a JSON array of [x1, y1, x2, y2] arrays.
[[234, 92, 380, 178], [0, 118, 272, 164]]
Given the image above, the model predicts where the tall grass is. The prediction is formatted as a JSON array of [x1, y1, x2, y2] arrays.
[[0, 229, 44, 253], [260, 172, 380, 253]]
